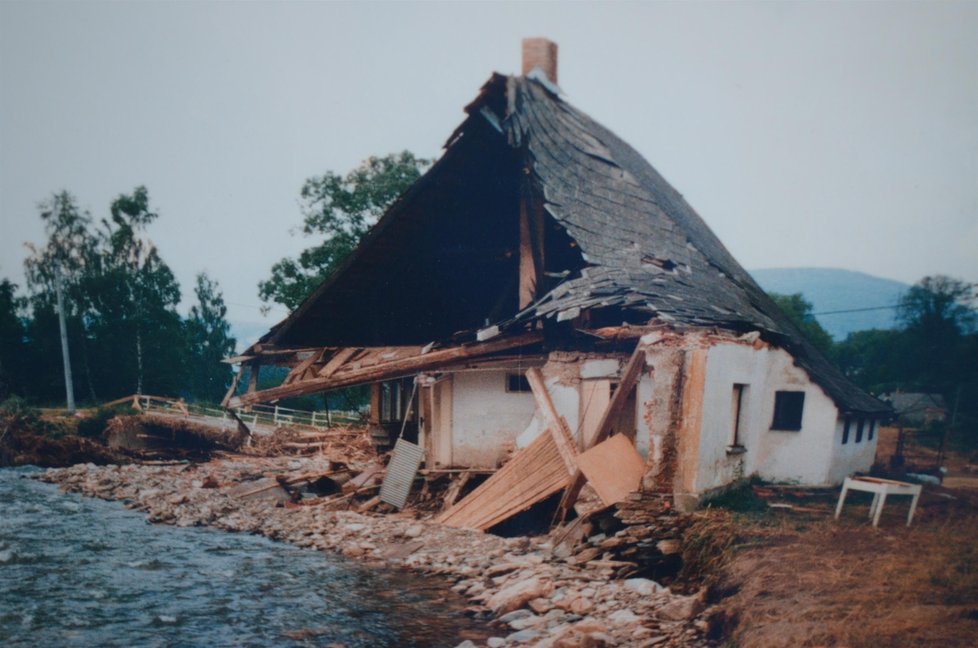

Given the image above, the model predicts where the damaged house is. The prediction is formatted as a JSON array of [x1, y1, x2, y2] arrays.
[[228, 39, 890, 522]]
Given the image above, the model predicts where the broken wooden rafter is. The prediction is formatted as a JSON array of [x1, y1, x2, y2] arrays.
[[524, 367, 579, 475], [229, 331, 544, 408], [317, 347, 359, 378]]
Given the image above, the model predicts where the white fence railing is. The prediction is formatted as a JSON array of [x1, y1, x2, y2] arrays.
[[134, 395, 362, 431]]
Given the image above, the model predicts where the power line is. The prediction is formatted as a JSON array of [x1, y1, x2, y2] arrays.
[[812, 304, 901, 316]]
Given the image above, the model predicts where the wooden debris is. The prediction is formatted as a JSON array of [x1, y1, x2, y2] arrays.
[[525, 367, 579, 474], [437, 428, 569, 531], [441, 472, 472, 512], [230, 332, 544, 408], [357, 495, 382, 513], [574, 434, 645, 506], [559, 345, 646, 515]]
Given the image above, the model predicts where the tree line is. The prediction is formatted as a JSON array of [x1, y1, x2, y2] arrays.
[[0, 188, 235, 405], [2, 153, 974, 450], [771, 278, 978, 447]]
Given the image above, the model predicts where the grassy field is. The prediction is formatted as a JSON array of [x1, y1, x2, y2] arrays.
[[705, 428, 978, 647]]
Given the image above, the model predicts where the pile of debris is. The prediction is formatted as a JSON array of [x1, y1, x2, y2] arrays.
[[246, 424, 375, 463], [104, 414, 247, 460], [555, 492, 687, 583]]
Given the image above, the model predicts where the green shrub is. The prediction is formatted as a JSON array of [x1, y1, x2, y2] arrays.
[[701, 476, 769, 514]]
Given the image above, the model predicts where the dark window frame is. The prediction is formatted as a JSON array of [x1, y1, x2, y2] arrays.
[[506, 373, 532, 393], [771, 391, 805, 431], [731, 383, 747, 448]]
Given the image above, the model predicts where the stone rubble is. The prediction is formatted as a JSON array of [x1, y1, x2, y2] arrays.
[[39, 456, 711, 647]]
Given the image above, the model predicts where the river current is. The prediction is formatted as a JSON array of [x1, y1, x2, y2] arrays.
[[0, 466, 491, 647]]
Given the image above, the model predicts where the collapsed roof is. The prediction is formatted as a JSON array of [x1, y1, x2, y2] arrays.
[[254, 71, 888, 416]]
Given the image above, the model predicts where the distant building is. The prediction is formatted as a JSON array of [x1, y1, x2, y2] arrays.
[[882, 392, 948, 427]]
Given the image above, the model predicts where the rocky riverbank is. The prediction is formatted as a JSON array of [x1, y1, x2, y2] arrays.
[[40, 457, 711, 648]]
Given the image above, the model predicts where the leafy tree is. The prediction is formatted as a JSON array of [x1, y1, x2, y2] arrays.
[[259, 151, 431, 310], [768, 292, 835, 356], [22, 191, 96, 402], [23, 191, 96, 305], [898, 275, 976, 335], [21, 187, 186, 401], [186, 273, 237, 402], [0, 279, 26, 399], [86, 186, 185, 396], [834, 328, 905, 394], [897, 276, 976, 393]]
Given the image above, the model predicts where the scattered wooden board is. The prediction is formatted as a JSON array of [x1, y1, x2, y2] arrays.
[[574, 434, 644, 506], [437, 429, 568, 531]]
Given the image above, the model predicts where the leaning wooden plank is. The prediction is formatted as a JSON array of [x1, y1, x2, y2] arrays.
[[524, 367, 579, 474], [574, 434, 645, 506], [230, 332, 544, 408], [559, 345, 646, 514], [220, 369, 243, 408], [437, 430, 568, 530]]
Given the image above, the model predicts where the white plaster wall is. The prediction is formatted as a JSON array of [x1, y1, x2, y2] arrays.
[[450, 371, 536, 467], [826, 418, 879, 484], [515, 371, 582, 448], [695, 343, 843, 492]]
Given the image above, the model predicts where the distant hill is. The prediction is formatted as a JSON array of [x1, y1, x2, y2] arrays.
[[750, 268, 908, 340]]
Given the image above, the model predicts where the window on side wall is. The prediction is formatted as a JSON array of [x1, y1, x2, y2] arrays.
[[868, 420, 875, 441], [771, 391, 805, 431], [842, 417, 851, 444], [506, 373, 531, 393], [855, 418, 865, 443], [728, 384, 748, 452]]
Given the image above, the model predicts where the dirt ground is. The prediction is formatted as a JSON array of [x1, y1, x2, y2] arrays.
[[713, 430, 978, 647]]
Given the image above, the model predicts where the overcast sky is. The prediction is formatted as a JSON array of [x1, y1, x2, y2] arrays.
[[2, 1, 976, 342]]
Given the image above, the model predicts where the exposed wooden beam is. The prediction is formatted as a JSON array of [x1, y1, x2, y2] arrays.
[[247, 364, 259, 395], [317, 347, 359, 378], [220, 368, 243, 408], [229, 332, 544, 408], [525, 367, 579, 475], [519, 193, 537, 309]]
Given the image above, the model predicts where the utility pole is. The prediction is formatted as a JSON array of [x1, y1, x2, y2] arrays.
[[54, 262, 75, 413]]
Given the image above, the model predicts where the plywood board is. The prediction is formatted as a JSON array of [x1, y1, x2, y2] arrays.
[[574, 434, 644, 506]]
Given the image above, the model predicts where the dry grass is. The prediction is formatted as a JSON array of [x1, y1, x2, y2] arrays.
[[710, 483, 978, 647]]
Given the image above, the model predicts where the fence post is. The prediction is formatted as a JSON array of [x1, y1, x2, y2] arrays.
[[274, 405, 280, 425]]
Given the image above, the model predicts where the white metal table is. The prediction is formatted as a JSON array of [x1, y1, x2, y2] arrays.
[[834, 476, 923, 527]]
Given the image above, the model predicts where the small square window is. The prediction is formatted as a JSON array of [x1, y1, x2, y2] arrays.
[[506, 373, 531, 393], [771, 391, 805, 431]]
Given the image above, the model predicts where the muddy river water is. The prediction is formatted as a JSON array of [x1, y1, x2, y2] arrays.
[[0, 466, 491, 647]]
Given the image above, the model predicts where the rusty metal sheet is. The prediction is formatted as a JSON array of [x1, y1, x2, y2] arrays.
[[379, 438, 424, 509]]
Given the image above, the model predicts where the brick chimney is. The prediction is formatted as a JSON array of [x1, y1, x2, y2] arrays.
[[521, 38, 558, 84]]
